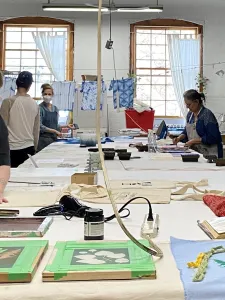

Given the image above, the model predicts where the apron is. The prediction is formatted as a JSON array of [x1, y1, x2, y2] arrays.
[[37, 107, 58, 152], [186, 110, 218, 157]]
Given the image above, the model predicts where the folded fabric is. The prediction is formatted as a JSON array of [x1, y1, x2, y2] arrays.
[[171, 183, 225, 201], [56, 183, 171, 204], [57, 184, 108, 202], [171, 237, 225, 300], [203, 195, 225, 217]]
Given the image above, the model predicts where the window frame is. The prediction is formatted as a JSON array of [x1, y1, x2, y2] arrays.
[[130, 19, 203, 118], [0, 17, 74, 81]]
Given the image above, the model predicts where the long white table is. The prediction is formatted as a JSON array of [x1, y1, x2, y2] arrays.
[[1, 139, 224, 300]]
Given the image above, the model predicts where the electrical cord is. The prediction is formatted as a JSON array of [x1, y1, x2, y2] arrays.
[[105, 196, 153, 222], [33, 196, 153, 223]]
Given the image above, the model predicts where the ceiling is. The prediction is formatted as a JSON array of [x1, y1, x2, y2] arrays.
[[0, 0, 225, 6]]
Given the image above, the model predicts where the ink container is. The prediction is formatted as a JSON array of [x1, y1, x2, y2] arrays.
[[84, 208, 104, 240]]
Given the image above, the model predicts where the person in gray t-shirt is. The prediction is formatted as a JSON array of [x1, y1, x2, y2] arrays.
[[0, 71, 40, 167]]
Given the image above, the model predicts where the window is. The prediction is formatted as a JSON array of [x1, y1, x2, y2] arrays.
[[130, 20, 203, 117], [0, 17, 74, 98], [4, 26, 67, 97]]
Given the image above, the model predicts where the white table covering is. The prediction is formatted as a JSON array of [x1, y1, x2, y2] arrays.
[[1, 139, 225, 300]]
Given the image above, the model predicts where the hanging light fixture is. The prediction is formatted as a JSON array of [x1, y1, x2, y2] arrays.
[[42, 0, 163, 13]]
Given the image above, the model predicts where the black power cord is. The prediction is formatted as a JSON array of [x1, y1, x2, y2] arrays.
[[34, 196, 153, 222], [104, 196, 153, 222]]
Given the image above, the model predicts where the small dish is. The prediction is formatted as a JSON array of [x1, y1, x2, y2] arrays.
[[118, 152, 132, 160], [181, 154, 200, 162], [115, 149, 127, 154], [216, 159, 225, 167], [88, 148, 99, 152], [104, 151, 115, 160]]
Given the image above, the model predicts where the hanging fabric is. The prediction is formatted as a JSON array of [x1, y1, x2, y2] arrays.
[[109, 77, 134, 109], [0, 77, 16, 107], [80, 81, 106, 110], [32, 32, 66, 81], [52, 81, 76, 111], [167, 35, 200, 118]]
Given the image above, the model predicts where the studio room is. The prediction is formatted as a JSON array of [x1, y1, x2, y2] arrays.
[[0, 0, 225, 299]]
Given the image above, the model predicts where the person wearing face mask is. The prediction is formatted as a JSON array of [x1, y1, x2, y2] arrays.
[[37, 84, 73, 152], [173, 89, 223, 158]]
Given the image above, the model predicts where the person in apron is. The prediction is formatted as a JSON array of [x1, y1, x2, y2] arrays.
[[173, 89, 223, 158], [37, 84, 74, 152]]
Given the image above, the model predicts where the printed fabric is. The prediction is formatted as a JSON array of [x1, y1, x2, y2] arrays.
[[52, 81, 76, 111], [0, 77, 16, 107], [170, 237, 225, 300], [109, 78, 134, 109], [80, 81, 106, 110], [203, 194, 225, 217]]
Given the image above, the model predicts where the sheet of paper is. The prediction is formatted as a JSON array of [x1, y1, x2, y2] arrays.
[[208, 217, 225, 234]]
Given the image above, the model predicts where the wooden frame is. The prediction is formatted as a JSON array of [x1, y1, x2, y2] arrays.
[[0, 17, 74, 80], [0, 217, 53, 238], [0, 240, 48, 283], [130, 19, 203, 117], [43, 240, 156, 282]]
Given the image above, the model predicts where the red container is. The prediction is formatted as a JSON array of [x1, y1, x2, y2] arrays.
[[125, 109, 155, 132]]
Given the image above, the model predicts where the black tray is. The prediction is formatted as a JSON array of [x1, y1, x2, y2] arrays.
[[181, 154, 200, 162], [118, 152, 132, 160]]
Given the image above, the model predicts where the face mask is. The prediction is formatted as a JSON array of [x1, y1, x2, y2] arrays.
[[43, 95, 52, 103]]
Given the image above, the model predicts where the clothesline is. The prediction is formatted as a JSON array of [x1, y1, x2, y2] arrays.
[[11, 59, 224, 73]]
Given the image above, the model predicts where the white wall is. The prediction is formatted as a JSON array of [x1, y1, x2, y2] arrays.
[[0, 3, 225, 134]]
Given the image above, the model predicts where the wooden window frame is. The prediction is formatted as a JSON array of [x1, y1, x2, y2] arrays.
[[0, 17, 74, 81], [130, 19, 203, 118]]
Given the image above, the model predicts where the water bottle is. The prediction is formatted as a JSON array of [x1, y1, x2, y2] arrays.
[[148, 130, 157, 153]]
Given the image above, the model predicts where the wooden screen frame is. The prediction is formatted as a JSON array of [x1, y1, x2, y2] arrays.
[[130, 19, 203, 118], [0, 16, 74, 80]]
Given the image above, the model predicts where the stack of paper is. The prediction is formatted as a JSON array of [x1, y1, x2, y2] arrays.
[[198, 217, 225, 239]]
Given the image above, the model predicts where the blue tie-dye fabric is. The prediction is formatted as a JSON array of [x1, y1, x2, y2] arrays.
[[170, 237, 225, 300], [81, 81, 106, 110], [109, 78, 134, 109]]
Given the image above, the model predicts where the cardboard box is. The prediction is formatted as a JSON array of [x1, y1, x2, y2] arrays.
[[71, 173, 97, 185]]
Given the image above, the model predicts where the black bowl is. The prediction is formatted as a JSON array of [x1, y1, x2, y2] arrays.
[[102, 148, 115, 152], [216, 159, 225, 167], [115, 149, 127, 154], [136, 145, 148, 152], [88, 148, 99, 152], [118, 152, 132, 160], [104, 151, 115, 160], [181, 154, 200, 162]]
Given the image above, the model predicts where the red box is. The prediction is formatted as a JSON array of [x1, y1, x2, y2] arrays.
[[125, 109, 155, 132]]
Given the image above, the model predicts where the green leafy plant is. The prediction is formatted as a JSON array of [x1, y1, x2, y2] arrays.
[[195, 73, 209, 93]]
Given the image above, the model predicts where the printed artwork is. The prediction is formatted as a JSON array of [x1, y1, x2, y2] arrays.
[[0, 247, 23, 268], [71, 248, 130, 265], [43, 240, 156, 282], [0, 240, 48, 283], [0, 217, 53, 238]]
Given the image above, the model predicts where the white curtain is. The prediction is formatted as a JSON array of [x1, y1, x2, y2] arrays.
[[32, 32, 66, 81], [167, 35, 200, 117]]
